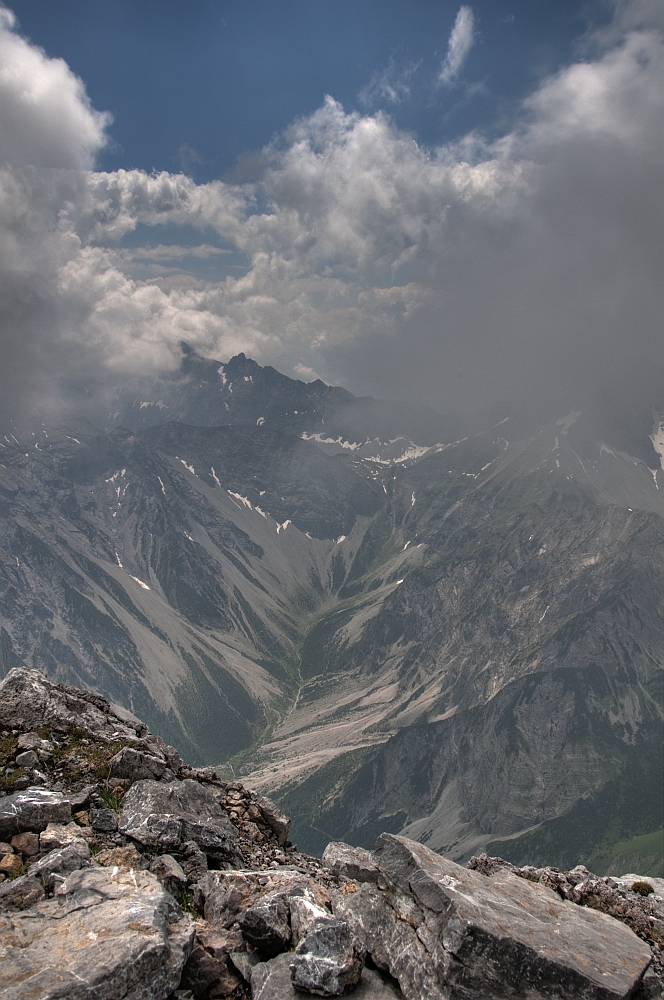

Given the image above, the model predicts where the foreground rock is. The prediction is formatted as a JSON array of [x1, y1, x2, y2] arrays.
[[1, 667, 660, 1000], [119, 779, 244, 867], [0, 866, 195, 999], [334, 835, 653, 1000]]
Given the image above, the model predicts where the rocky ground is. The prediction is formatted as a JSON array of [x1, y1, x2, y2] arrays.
[[0, 666, 662, 1000]]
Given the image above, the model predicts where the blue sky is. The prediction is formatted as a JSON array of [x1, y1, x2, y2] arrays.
[[10, 1, 594, 179], [0, 1, 661, 418]]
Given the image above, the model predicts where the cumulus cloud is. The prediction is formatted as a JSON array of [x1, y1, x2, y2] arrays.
[[0, 0, 661, 422], [0, 7, 109, 169], [438, 6, 476, 86]]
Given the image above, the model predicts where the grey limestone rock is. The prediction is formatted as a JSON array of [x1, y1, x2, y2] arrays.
[[15, 749, 39, 768], [0, 667, 139, 741], [28, 838, 91, 889], [290, 917, 364, 996], [251, 953, 403, 1000], [181, 927, 244, 999], [0, 865, 195, 1000], [108, 745, 175, 782], [238, 892, 292, 956], [289, 890, 331, 944], [322, 842, 380, 884], [118, 778, 243, 865], [334, 833, 654, 1000], [0, 786, 72, 840], [0, 873, 46, 910], [90, 805, 118, 832], [150, 853, 188, 894]]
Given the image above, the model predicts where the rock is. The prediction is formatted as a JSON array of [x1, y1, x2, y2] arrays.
[[290, 917, 364, 996], [0, 873, 45, 909], [15, 749, 39, 768], [200, 869, 329, 930], [95, 844, 148, 869], [90, 805, 118, 832], [335, 834, 654, 1000], [229, 950, 259, 984], [108, 745, 174, 782], [119, 779, 243, 865], [10, 830, 39, 856], [17, 732, 52, 752], [0, 667, 140, 741], [40, 820, 88, 852], [0, 852, 24, 876], [0, 841, 13, 857], [322, 842, 380, 884], [180, 839, 209, 883], [28, 840, 91, 889], [289, 889, 331, 944], [69, 786, 94, 810], [252, 953, 403, 1000], [0, 866, 195, 999], [150, 853, 188, 893], [0, 787, 71, 839], [238, 892, 292, 956], [253, 792, 292, 847], [181, 943, 241, 997]]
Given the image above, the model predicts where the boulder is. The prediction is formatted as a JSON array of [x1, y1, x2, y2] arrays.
[[289, 889, 331, 944], [0, 873, 45, 909], [28, 839, 91, 889], [181, 944, 242, 998], [118, 779, 243, 865], [40, 820, 88, 852], [10, 830, 39, 856], [290, 917, 364, 996], [251, 953, 404, 1000], [90, 805, 118, 832], [334, 834, 653, 1000], [108, 745, 175, 782], [322, 842, 380, 884], [0, 787, 71, 839], [150, 853, 188, 894], [0, 866, 195, 999], [200, 868, 329, 930], [0, 852, 24, 876], [15, 749, 39, 768], [238, 892, 292, 956]]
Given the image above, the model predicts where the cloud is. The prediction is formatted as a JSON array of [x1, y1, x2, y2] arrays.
[[359, 56, 421, 107], [293, 363, 321, 382], [0, 7, 109, 168], [438, 6, 476, 86], [0, 0, 661, 423]]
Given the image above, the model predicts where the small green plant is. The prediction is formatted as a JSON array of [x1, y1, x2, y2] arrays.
[[631, 880, 654, 896], [7, 861, 29, 880], [97, 786, 125, 810], [178, 889, 200, 917]]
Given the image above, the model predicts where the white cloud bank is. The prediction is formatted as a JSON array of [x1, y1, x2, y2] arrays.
[[0, 1, 661, 420]]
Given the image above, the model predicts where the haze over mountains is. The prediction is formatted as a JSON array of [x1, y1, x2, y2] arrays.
[[1, 348, 662, 874]]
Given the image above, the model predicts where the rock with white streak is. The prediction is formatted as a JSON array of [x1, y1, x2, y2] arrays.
[[0, 787, 72, 840]]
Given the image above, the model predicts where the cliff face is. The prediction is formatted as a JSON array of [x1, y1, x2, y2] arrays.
[[0, 667, 661, 1000]]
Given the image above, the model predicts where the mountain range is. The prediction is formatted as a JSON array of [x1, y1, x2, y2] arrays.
[[1, 347, 662, 873]]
